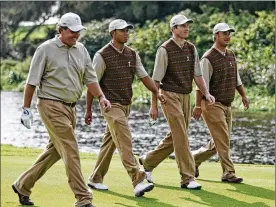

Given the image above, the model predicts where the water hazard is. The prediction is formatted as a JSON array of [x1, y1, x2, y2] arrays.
[[1, 91, 274, 165]]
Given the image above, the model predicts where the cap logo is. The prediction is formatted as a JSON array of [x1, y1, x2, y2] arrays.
[[75, 17, 80, 24]]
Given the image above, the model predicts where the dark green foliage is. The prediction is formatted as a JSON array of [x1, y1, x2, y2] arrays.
[[1, 58, 31, 91], [127, 7, 275, 95], [79, 20, 111, 59]]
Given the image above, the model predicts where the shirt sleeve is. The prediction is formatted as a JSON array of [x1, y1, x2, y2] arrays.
[[152, 47, 168, 82], [193, 46, 203, 77], [135, 52, 149, 79], [196, 57, 212, 90], [26, 47, 47, 86], [92, 52, 106, 82], [237, 69, 242, 86], [83, 48, 99, 85]]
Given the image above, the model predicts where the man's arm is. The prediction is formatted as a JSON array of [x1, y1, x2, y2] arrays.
[[86, 82, 111, 110], [84, 51, 110, 124], [85, 88, 94, 125], [194, 76, 215, 104], [193, 90, 203, 120], [23, 84, 36, 107], [21, 84, 36, 129], [236, 85, 249, 110], [141, 76, 165, 102]]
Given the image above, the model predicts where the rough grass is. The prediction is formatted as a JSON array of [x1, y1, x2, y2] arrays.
[[1, 144, 274, 207]]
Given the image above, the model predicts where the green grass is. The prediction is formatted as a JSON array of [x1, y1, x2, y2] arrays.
[[1, 144, 274, 207]]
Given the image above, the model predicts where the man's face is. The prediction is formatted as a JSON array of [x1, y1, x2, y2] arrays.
[[112, 28, 129, 44], [173, 23, 190, 39], [60, 28, 81, 47], [215, 31, 232, 47]]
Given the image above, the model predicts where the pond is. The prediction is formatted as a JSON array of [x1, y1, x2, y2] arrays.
[[1, 91, 274, 165]]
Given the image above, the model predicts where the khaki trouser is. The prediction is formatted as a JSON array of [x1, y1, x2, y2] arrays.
[[193, 100, 235, 174], [13, 99, 92, 207], [143, 90, 195, 185], [88, 103, 145, 187]]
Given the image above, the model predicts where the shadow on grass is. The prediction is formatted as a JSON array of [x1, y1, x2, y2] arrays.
[[198, 178, 275, 201], [155, 183, 271, 207], [103, 189, 177, 207]]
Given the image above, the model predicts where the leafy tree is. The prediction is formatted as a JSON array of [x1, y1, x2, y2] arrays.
[[1, 1, 57, 58]]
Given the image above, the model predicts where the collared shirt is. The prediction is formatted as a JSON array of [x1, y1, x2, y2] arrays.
[[27, 35, 98, 103], [92, 42, 149, 81], [199, 46, 242, 90], [152, 38, 202, 82]]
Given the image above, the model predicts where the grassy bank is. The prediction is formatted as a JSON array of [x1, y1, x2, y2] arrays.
[[1, 144, 274, 207]]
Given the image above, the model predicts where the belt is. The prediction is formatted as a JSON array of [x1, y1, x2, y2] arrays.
[[39, 97, 77, 107]]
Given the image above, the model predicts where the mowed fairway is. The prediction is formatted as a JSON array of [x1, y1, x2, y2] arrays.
[[1, 145, 274, 207]]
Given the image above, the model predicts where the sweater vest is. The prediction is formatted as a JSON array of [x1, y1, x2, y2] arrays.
[[204, 48, 237, 106], [99, 44, 136, 105], [160, 39, 195, 94]]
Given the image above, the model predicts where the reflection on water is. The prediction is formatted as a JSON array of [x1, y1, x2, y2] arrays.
[[1, 91, 275, 165]]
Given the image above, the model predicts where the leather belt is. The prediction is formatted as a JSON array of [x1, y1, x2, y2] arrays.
[[39, 97, 76, 107]]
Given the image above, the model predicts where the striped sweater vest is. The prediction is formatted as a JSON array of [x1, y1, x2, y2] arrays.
[[204, 48, 237, 106], [99, 44, 136, 105], [160, 39, 195, 94]]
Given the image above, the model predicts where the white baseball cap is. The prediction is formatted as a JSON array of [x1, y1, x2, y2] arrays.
[[109, 19, 134, 33], [213, 23, 235, 34], [170, 14, 193, 28], [58, 12, 86, 32]]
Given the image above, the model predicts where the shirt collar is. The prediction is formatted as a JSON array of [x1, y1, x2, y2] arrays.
[[109, 41, 125, 53], [171, 38, 186, 49], [212, 46, 227, 56]]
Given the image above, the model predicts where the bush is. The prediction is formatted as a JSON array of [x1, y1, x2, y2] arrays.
[[1, 57, 31, 91], [80, 19, 112, 59]]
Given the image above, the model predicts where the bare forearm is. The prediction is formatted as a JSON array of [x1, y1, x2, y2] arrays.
[[86, 82, 105, 100], [141, 76, 160, 107], [141, 76, 159, 94], [23, 84, 36, 107], [86, 90, 94, 112], [195, 90, 203, 107], [151, 81, 160, 107], [194, 76, 209, 96], [236, 85, 246, 98]]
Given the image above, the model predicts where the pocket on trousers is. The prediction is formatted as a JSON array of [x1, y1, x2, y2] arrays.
[[204, 104, 223, 123]]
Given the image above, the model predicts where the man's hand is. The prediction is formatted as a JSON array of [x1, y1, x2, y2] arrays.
[[149, 105, 158, 121], [205, 93, 215, 105], [157, 92, 167, 104], [99, 95, 111, 112], [193, 107, 202, 121], [85, 110, 92, 125], [21, 107, 33, 129], [242, 96, 249, 111]]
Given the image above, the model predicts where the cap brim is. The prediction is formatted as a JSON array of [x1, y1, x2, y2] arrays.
[[117, 24, 134, 30], [170, 19, 193, 28], [214, 28, 235, 33], [68, 25, 87, 32]]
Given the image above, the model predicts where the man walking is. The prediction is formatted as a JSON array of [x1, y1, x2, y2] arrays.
[[13, 12, 111, 207], [85, 19, 166, 197], [139, 14, 215, 190], [192, 23, 249, 183]]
